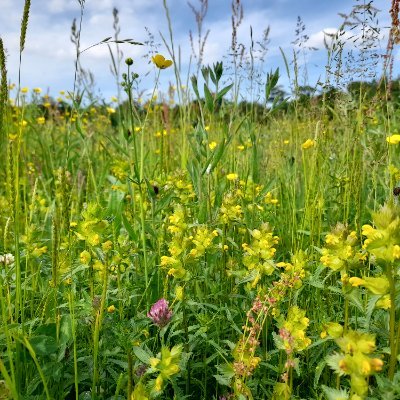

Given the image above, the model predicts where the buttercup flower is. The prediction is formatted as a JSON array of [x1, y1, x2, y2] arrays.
[[386, 134, 400, 144], [107, 305, 116, 313], [301, 139, 315, 149], [152, 54, 173, 69], [147, 298, 173, 328], [226, 173, 238, 181]]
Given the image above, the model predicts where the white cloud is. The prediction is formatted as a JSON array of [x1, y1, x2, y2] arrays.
[[307, 28, 338, 49], [0, 0, 394, 100]]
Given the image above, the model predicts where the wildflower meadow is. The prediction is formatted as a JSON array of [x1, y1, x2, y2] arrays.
[[1, 0, 400, 399]]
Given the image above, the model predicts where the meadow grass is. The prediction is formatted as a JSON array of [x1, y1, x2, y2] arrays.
[[0, 0, 400, 399]]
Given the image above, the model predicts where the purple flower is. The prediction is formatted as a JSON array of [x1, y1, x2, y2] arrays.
[[147, 298, 172, 328]]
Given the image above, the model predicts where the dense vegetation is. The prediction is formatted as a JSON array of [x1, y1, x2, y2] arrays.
[[1, 0, 400, 399]]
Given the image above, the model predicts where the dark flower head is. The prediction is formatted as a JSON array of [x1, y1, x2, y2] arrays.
[[147, 298, 172, 328]]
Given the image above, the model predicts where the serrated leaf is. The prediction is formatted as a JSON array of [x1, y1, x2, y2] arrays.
[[132, 346, 152, 364], [214, 363, 235, 386], [321, 385, 349, 400], [326, 353, 346, 376]]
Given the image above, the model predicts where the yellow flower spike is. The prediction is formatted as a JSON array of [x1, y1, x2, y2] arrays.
[[393, 244, 400, 259], [350, 276, 389, 295], [132, 382, 150, 399], [149, 357, 160, 368], [325, 322, 343, 338], [102, 240, 113, 252], [349, 277, 364, 287], [301, 138, 315, 149], [154, 374, 163, 392], [175, 285, 184, 301], [386, 134, 400, 144], [276, 262, 286, 268], [370, 357, 384, 372], [32, 246, 47, 257], [152, 54, 173, 69], [325, 233, 340, 246], [375, 294, 391, 309], [361, 224, 375, 236]]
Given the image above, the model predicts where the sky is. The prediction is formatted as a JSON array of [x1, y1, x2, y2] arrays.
[[0, 0, 394, 103]]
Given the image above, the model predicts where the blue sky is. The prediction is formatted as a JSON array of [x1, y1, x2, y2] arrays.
[[0, 0, 393, 102]]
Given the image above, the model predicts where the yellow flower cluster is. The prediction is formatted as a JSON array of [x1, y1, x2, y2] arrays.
[[189, 226, 218, 258], [165, 174, 196, 204], [219, 193, 243, 224], [148, 345, 182, 396], [361, 204, 400, 263], [327, 331, 383, 399], [276, 251, 307, 289], [242, 224, 279, 287], [111, 160, 130, 181], [161, 205, 191, 279], [277, 306, 311, 353], [75, 203, 109, 247], [320, 224, 360, 272]]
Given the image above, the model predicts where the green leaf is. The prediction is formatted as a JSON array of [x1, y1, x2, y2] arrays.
[[29, 335, 58, 356], [214, 363, 235, 386], [191, 75, 200, 100], [204, 83, 214, 113], [59, 314, 73, 346], [321, 385, 349, 400], [132, 346, 152, 365], [122, 214, 137, 241], [216, 83, 233, 102]]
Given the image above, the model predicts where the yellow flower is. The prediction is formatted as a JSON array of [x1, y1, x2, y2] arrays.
[[33, 87, 42, 94], [226, 173, 238, 181], [209, 141, 217, 150], [107, 305, 116, 313], [106, 107, 116, 114], [349, 276, 389, 295], [393, 245, 400, 259], [36, 117, 45, 125], [175, 285, 184, 301], [376, 294, 391, 309], [152, 54, 173, 69], [301, 139, 315, 149], [283, 139, 290, 145], [102, 240, 113, 252], [386, 134, 400, 144], [80, 250, 91, 265], [32, 246, 47, 257], [21, 87, 29, 94], [237, 145, 245, 151]]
